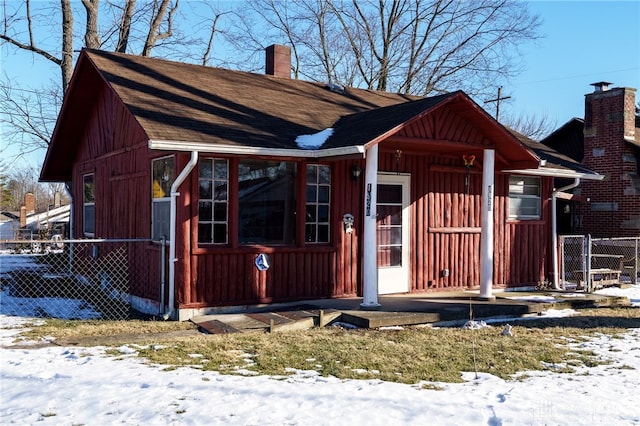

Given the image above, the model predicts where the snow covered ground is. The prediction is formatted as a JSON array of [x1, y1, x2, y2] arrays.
[[1, 285, 639, 425]]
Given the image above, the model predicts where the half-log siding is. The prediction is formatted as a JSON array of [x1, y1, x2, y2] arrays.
[[42, 49, 591, 317], [178, 150, 553, 309], [68, 87, 554, 310]]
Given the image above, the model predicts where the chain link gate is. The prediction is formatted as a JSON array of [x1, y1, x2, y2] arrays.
[[0, 239, 168, 320], [559, 235, 640, 292]]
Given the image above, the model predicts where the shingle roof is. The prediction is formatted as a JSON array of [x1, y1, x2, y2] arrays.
[[41, 48, 597, 181], [510, 129, 599, 177], [85, 49, 421, 150]]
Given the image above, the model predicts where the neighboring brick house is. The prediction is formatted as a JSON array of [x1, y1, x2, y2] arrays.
[[542, 82, 640, 237]]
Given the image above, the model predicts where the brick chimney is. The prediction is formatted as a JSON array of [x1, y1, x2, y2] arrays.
[[265, 44, 291, 79], [24, 192, 36, 214], [20, 206, 27, 228], [579, 82, 640, 236]]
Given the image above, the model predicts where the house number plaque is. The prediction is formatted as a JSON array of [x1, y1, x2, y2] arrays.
[[365, 184, 372, 216]]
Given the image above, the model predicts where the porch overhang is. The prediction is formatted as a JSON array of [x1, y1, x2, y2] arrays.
[[354, 92, 541, 171], [381, 135, 536, 169]]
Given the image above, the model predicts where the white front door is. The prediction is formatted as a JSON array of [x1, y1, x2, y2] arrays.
[[377, 174, 410, 294]]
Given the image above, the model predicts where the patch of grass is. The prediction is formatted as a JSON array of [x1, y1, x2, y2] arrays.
[[18, 318, 194, 341], [617, 364, 636, 370], [12, 307, 638, 384]]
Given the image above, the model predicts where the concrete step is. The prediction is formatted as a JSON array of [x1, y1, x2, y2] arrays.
[[192, 309, 341, 334]]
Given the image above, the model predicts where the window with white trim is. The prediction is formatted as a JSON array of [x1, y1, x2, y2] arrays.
[[198, 158, 229, 244], [508, 175, 541, 219], [83, 174, 95, 236], [305, 164, 331, 243], [151, 156, 175, 239]]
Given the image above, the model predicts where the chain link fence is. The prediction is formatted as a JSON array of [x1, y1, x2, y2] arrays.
[[0, 239, 167, 320], [559, 236, 640, 292]]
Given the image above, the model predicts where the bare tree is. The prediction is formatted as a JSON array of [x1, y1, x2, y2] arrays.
[[502, 111, 557, 141], [141, 0, 179, 56], [1, 0, 190, 165], [1, 0, 75, 92], [236, 0, 541, 98], [0, 78, 61, 161], [201, 9, 232, 66], [3, 165, 62, 212], [115, 0, 137, 53], [2, 0, 541, 168]]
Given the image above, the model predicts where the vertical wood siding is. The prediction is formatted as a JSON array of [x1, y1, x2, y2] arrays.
[[180, 161, 363, 308], [72, 85, 164, 300], [73, 87, 553, 309]]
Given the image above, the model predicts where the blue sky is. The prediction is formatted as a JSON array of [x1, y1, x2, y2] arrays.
[[506, 1, 640, 124], [1, 0, 639, 169]]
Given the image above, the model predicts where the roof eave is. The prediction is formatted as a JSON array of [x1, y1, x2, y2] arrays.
[[502, 167, 604, 180], [148, 139, 366, 159]]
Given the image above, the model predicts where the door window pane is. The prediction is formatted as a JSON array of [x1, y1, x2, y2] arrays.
[[377, 183, 404, 267]]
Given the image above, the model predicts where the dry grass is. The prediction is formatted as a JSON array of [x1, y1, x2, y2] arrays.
[[11, 307, 639, 384]]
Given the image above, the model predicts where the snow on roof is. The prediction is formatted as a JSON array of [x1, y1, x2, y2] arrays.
[[295, 128, 334, 150]]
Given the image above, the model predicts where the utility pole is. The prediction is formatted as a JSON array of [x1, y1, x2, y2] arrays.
[[484, 87, 511, 121]]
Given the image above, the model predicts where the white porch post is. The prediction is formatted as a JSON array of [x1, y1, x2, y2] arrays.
[[479, 149, 496, 300], [361, 144, 381, 310]]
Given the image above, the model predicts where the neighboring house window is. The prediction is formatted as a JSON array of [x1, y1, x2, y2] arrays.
[[508, 175, 541, 219], [305, 164, 331, 243], [198, 159, 229, 244], [238, 160, 296, 245], [83, 174, 95, 236], [152, 156, 175, 240]]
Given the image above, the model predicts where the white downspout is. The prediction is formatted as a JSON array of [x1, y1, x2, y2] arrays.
[[479, 149, 495, 300], [360, 144, 381, 310], [167, 151, 199, 319], [551, 178, 580, 290]]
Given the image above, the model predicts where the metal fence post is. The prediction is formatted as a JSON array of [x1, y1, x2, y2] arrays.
[[160, 237, 166, 316], [559, 236, 565, 290], [585, 234, 592, 292], [631, 237, 640, 284]]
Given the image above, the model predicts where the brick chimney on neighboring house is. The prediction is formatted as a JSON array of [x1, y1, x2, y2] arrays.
[[24, 192, 36, 214], [578, 82, 640, 237], [265, 44, 291, 79]]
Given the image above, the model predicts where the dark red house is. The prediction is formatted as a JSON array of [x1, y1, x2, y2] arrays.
[[40, 46, 600, 319]]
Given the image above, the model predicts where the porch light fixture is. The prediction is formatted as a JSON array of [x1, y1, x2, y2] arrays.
[[351, 164, 363, 180]]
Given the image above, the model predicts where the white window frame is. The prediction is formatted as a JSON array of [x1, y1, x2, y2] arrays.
[[198, 158, 229, 245], [508, 175, 541, 220], [83, 174, 95, 236], [305, 164, 331, 243], [151, 156, 175, 240]]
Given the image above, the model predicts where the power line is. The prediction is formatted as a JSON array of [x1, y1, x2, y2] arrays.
[[518, 67, 639, 86], [0, 83, 56, 95]]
